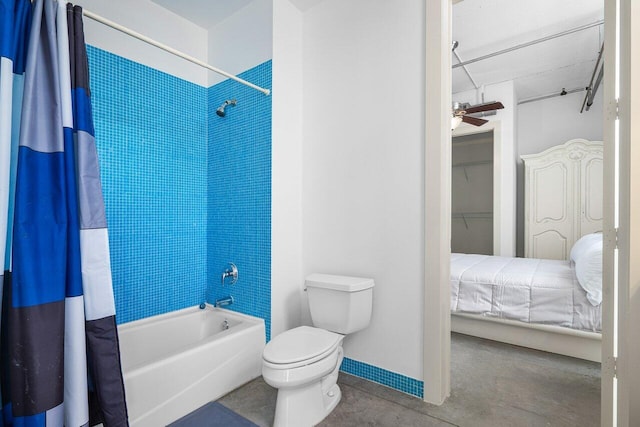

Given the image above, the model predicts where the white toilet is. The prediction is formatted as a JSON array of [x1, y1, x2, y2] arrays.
[[262, 273, 375, 427]]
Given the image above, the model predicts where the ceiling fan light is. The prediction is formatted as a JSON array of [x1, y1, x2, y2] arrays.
[[451, 116, 463, 130]]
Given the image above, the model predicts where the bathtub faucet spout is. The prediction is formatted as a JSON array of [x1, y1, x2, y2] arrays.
[[214, 296, 234, 308]]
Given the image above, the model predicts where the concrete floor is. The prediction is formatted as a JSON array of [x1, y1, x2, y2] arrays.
[[217, 333, 601, 427]]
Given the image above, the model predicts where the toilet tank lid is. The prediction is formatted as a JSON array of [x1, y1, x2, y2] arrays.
[[305, 273, 375, 292]]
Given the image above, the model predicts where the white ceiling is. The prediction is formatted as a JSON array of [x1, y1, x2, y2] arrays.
[[151, 0, 603, 103], [453, 0, 604, 102], [151, 0, 254, 29], [150, 0, 324, 29]]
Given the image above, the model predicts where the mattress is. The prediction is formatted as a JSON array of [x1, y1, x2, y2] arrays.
[[451, 253, 601, 332]]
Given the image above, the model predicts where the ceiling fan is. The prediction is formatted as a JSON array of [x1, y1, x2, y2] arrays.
[[451, 101, 504, 130]]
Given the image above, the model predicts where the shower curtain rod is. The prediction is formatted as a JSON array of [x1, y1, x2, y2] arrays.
[[81, 8, 271, 96]]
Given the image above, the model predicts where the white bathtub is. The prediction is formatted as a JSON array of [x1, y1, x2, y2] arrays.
[[117, 305, 265, 426]]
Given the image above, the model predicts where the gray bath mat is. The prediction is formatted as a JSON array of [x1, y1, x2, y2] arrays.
[[167, 402, 260, 427]]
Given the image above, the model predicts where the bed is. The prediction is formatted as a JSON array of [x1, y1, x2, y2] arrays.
[[451, 233, 603, 362]]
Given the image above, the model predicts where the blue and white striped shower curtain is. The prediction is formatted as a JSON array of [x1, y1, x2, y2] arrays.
[[0, 0, 128, 426]]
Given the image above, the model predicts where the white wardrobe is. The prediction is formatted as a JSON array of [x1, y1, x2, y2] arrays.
[[521, 139, 603, 260]]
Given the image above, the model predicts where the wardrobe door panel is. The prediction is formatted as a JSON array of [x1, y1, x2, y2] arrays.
[[581, 156, 604, 235], [531, 230, 569, 261], [525, 161, 573, 260]]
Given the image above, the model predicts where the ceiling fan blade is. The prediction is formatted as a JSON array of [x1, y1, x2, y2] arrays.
[[462, 115, 488, 126], [465, 101, 504, 114]]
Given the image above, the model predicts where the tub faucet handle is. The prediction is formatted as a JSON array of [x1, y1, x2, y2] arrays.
[[221, 262, 238, 285]]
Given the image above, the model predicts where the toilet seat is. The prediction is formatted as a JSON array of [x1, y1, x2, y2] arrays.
[[263, 326, 342, 369]]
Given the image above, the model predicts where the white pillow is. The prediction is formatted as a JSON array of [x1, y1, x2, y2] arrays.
[[570, 232, 602, 264], [572, 234, 603, 306]]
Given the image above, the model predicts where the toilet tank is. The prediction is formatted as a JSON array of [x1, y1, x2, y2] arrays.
[[305, 274, 374, 335]]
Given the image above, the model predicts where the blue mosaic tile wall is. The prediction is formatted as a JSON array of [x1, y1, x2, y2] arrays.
[[207, 61, 272, 341], [87, 46, 208, 324], [85, 48, 420, 396], [341, 357, 424, 398]]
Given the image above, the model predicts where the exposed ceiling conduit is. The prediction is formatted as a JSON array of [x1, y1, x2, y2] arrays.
[[518, 87, 586, 105], [585, 67, 604, 111], [581, 43, 605, 113], [452, 42, 479, 90], [452, 20, 604, 69]]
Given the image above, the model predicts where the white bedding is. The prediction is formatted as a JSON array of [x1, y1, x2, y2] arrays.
[[451, 253, 601, 332]]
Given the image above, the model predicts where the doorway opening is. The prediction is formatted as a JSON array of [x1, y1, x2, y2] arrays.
[[423, 0, 619, 424], [451, 131, 494, 255]]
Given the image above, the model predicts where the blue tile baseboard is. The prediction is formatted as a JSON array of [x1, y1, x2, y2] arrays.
[[340, 357, 424, 399]]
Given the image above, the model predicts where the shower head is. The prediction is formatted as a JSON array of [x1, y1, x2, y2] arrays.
[[216, 99, 237, 117]]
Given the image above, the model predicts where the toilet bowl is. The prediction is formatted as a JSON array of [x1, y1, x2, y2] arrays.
[[262, 274, 374, 427], [262, 326, 344, 427]]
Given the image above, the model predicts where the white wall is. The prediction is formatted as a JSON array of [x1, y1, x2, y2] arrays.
[[300, 0, 425, 380], [515, 90, 603, 256], [207, 0, 273, 86], [453, 81, 517, 257], [76, 0, 208, 86], [518, 90, 603, 156], [78, 0, 273, 87], [271, 1, 304, 338]]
